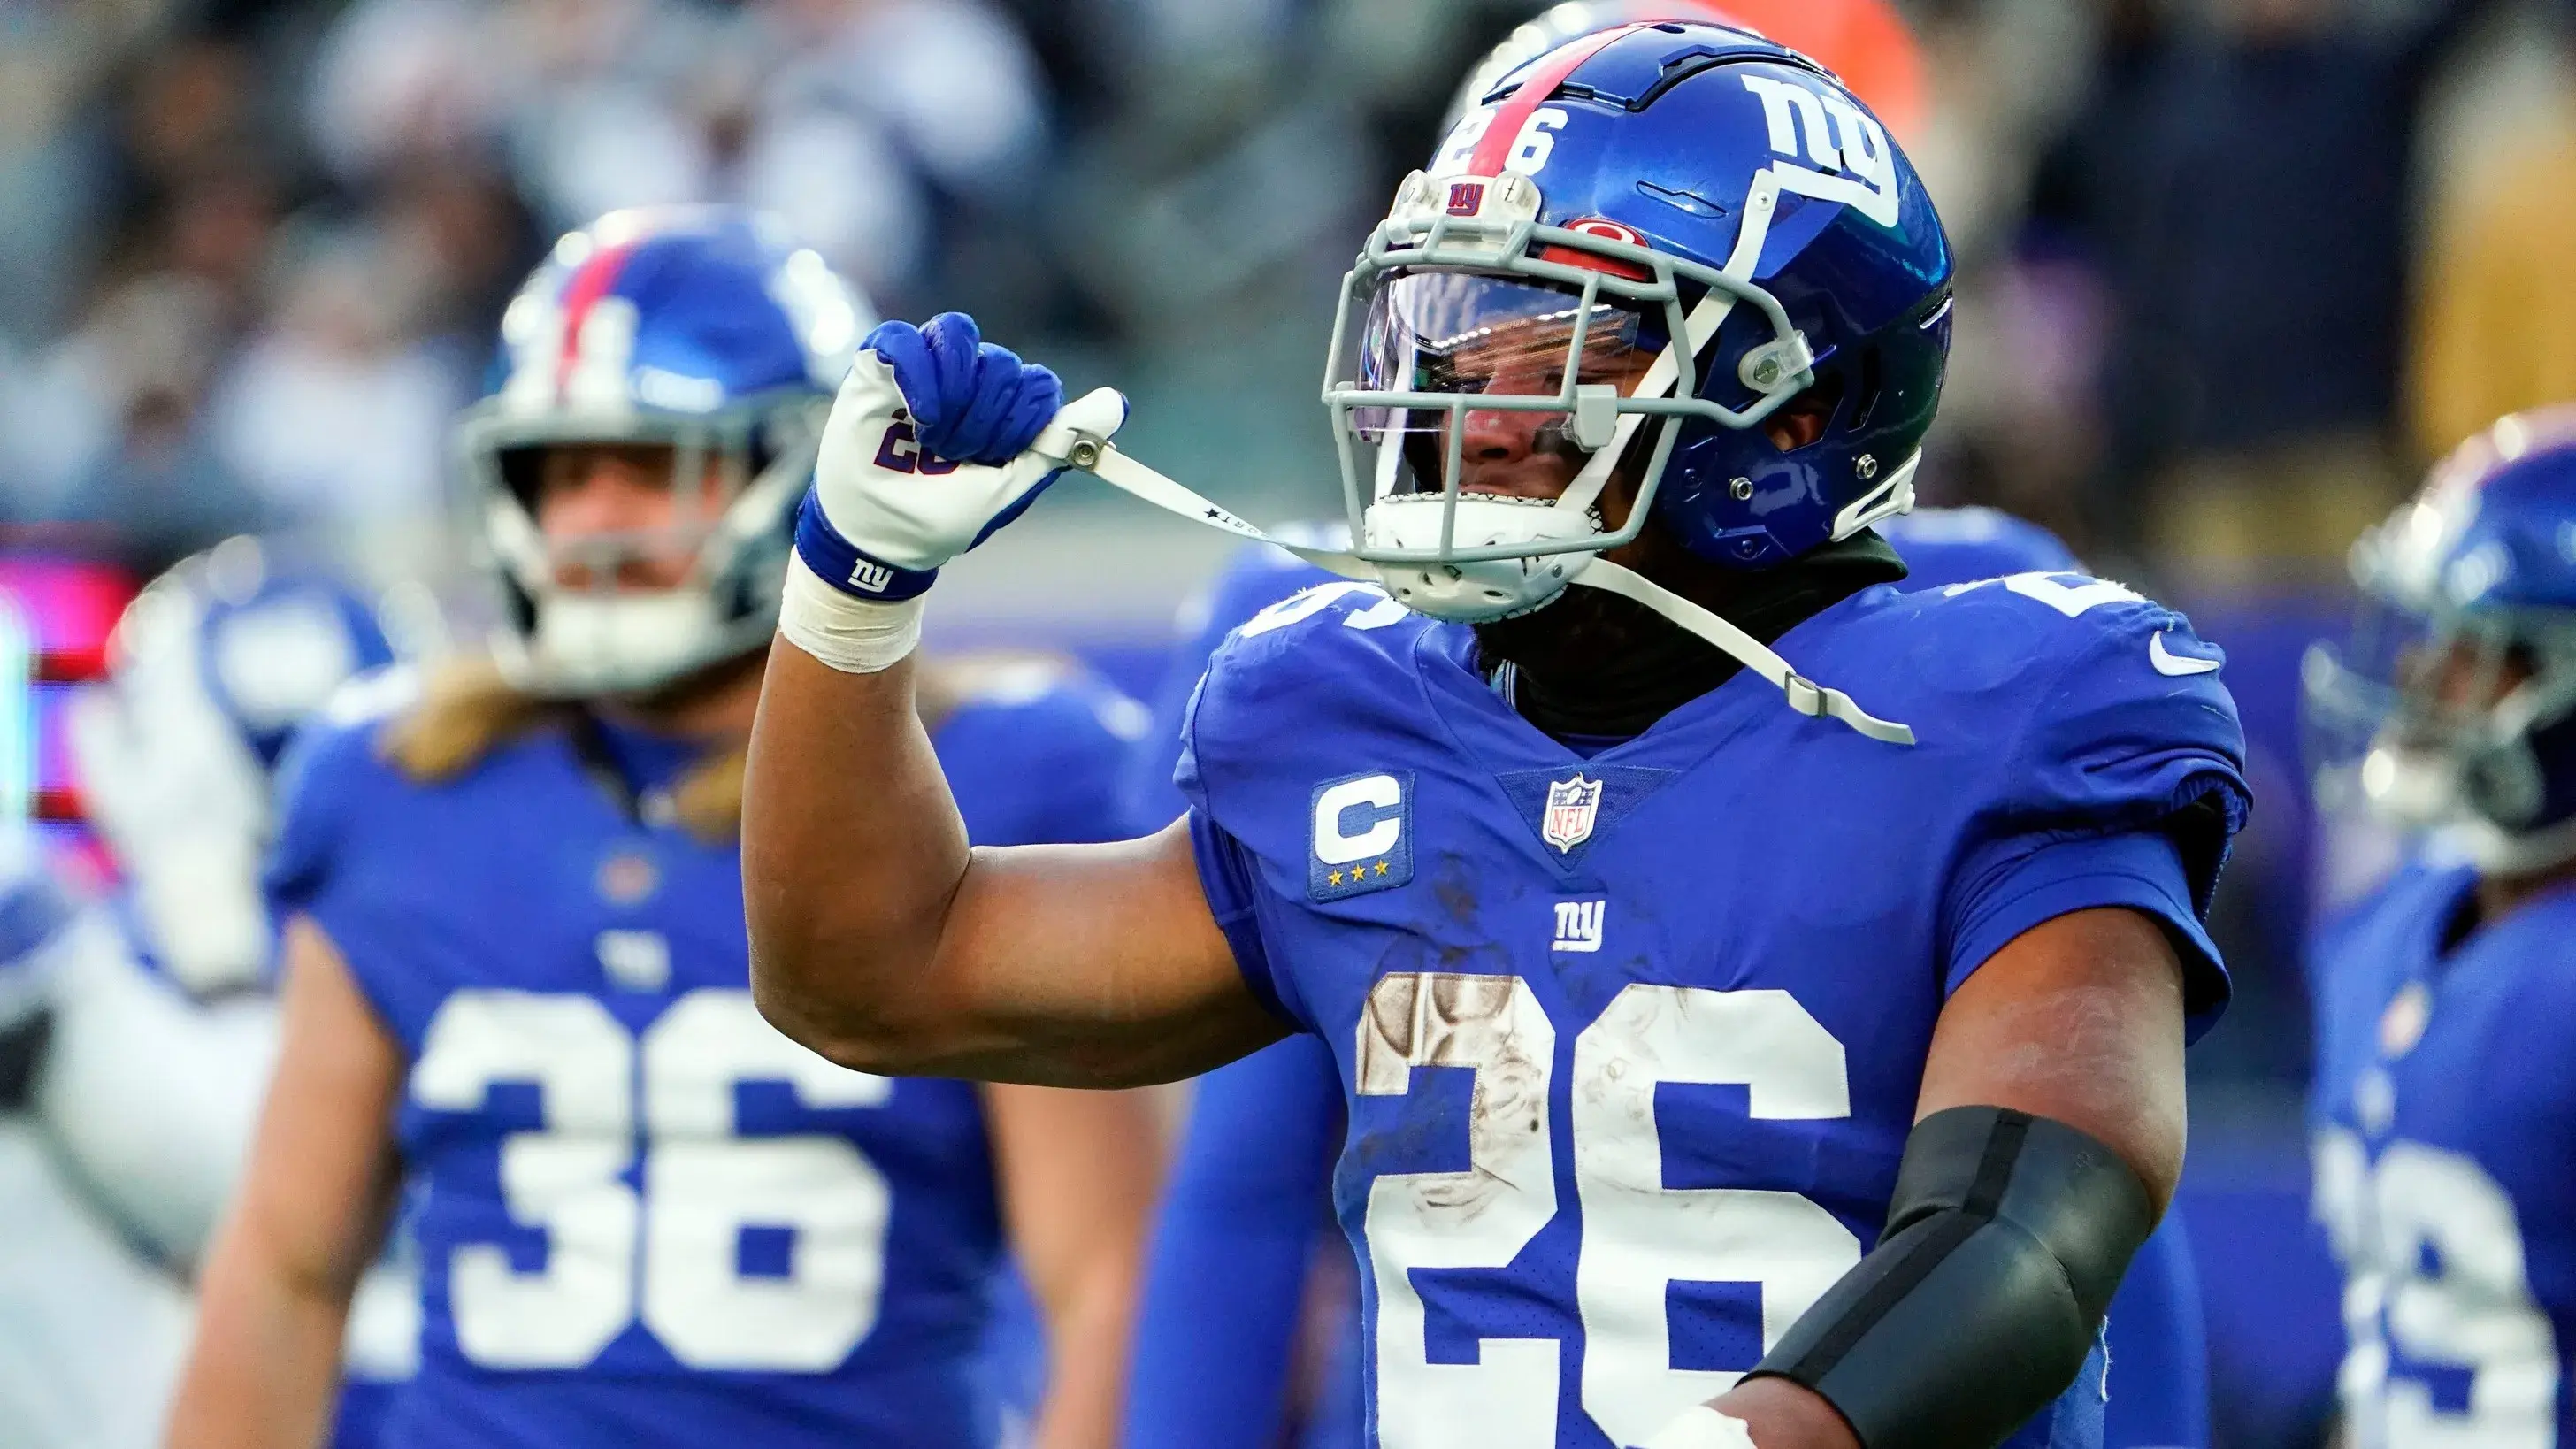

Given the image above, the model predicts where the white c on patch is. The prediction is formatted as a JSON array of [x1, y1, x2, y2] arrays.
[[1313, 774, 1405, 865]]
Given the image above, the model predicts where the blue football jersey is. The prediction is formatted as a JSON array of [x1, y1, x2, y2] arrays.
[[1177, 571, 2250, 1449], [266, 662, 1139, 1449], [1119, 541, 1346, 837], [2102, 1217, 2209, 1449], [2311, 858, 2576, 1449]]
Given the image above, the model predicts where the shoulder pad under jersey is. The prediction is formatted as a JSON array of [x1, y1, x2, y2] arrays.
[[1898, 572, 2251, 904]]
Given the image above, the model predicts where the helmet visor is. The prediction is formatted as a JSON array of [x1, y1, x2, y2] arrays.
[[1347, 272, 1670, 502], [2305, 592, 2537, 821], [458, 392, 825, 693], [502, 435, 743, 585]]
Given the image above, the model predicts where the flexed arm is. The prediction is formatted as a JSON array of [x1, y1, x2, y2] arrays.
[[1675, 908, 2189, 1449], [744, 314, 1284, 1087]]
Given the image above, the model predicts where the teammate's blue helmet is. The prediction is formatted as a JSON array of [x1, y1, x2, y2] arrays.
[[2305, 407, 2576, 871], [1325, 19, 1952, 621], [459, 206, 873, 694], [66, 537, 395, 994]]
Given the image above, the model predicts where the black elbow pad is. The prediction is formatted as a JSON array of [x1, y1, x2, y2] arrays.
[[1744, 1107, 2157, 1449]]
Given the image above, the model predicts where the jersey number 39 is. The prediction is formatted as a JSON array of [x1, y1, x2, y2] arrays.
[[413, 988, 893, 1372], [2313, 1127, 2558, 1449]]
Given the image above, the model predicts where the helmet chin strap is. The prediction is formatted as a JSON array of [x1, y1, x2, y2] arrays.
[[1569, 556, 1914, 744], [2450, 813, 2576, 878], [1042, 423, 1915, 746]]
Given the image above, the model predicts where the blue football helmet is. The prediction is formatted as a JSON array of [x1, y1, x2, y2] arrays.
[[2305, 407, 2576, 872], [459, 206, 873, 694], [1879, 506, 2080, 592], [1446, 3, 1743, 126], [66, 537, 395, 994], [1324, 19, 1952, 621]]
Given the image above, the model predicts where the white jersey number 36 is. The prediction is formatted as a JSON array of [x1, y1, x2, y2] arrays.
[[413, 988, 893, 1372], [1359, 975, 1859, 1448]]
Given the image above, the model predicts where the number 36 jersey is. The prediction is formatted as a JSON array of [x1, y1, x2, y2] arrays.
[[2311, 859, 2576, 1449], [266, 663, 1140, 1449], [1177, 574, 2250, 1449]]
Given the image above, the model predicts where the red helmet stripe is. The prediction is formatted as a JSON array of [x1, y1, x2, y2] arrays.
[[554, 239, 642, 396], [1465, 24, 1644, 177]]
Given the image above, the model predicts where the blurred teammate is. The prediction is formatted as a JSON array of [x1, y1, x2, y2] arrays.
[[753, 21, 2250, 1449], [0, 832, 191, 1449], [2304, 407, 2576, 1448], [1120, 509, 2213, 1449], [0, 540, 400, 1449], [166, 209, 1159, 1449]]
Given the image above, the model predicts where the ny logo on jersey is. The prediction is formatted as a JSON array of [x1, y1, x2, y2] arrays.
[[1541, 774, 1603, 854], [847, 559, 896, 594], [1552, 898, 1606, 954], [1310, 771, 1414, 901]]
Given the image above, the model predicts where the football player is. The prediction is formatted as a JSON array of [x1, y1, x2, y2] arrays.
[[166, 209, 1161, 1449], [0, 540, 404, 1449], [0, 828, 195, 1449], [749, 24, 2248, 1449], [49, 541, 398, 1258], [1120, 509, 2213, 1449], [2304, 407, 2576, 1449]]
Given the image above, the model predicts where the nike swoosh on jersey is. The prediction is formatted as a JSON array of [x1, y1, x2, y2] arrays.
[[2150, 632, 2221, 677]]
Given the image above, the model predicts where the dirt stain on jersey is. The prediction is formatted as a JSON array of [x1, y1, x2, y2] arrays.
[[1353, 969, 1552, 1220]]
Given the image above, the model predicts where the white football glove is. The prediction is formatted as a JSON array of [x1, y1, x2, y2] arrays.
[[797, 312, 1126, 602]]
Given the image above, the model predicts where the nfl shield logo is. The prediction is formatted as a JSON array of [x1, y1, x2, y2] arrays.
[[1541, 774, 1603, 855]]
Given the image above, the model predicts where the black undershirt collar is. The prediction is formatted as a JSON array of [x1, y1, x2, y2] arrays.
[[1478, 532, 1909, 741]]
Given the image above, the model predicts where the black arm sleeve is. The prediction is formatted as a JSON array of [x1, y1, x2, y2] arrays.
[[1743, 1107, 2157, 1449]]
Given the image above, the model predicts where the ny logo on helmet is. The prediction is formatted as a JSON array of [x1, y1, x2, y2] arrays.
[[1739, 74, 1901, 228]]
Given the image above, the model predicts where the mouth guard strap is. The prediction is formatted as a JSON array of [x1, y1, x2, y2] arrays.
[[1573, 557, 1916, 747], [1035, 422, 1912, 747], [1031, 421, 1374, 581]]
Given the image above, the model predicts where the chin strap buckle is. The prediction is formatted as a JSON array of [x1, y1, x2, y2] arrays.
[[1783, 675, 1826, 717]]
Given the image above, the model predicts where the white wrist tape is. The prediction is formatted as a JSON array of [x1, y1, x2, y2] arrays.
[[779, 553, 925, 675], [1637, 1406, 1760, 1449]]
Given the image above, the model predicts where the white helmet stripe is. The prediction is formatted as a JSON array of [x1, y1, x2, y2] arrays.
[[561, 296, 640, 415]]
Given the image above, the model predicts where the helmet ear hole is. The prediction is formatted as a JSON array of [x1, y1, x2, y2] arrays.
[[1849, 347, 1885, 431], [1767, 374, 1846, 453]]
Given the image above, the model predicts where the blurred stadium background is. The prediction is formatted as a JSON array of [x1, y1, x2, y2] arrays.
[[6, 0, 2576, 1443]]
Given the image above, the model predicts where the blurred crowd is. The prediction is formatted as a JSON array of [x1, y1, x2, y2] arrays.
[[5, 0, 2569, 590]]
